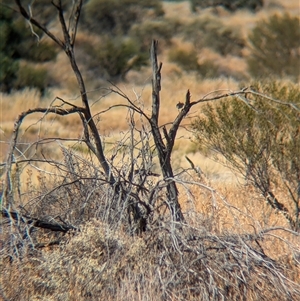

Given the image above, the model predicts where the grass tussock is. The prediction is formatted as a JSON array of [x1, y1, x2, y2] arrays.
[[2, 213, 299, 301]]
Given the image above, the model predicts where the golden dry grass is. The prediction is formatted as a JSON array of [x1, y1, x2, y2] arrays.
[[1, 2, 299, 300], [1, 184, 299, 300]]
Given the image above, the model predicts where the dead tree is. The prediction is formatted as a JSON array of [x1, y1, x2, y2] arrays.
[[2, 0, 255, 237], [3, 0, 186, 230]]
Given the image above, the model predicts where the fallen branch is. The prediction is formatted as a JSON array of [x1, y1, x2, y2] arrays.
[[1, 208, 77, 233]]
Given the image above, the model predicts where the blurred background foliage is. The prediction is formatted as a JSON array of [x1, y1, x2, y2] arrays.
[[81, 0, 164, 35], [0, 0, 299, 93], [190, 0, 264, 12], [247, 13, 300, 80], [168, 48, 219, 78], [181, 16, 245, 56], [82, 36, 149, 81], [0, 4, 57, 93]]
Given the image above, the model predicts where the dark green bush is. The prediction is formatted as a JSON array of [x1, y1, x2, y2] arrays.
[[190, 0, 263, 12], [0, 7, 20, 56], [197, 60, 219, 78], [0, 5, 57, 92], [247, 13, 300, 80], [15, 64, 49, 94], [83, 36, 149, 81], [18, 37, 57, 63], [0, 7, 57, 62], [0, 53, 19, 93], [82, 0, 164, 35], [183, 17, 245, 56], [169, 48, 200, 72], [12, 19, 58, 62], [168, 48, 219, 78], [0, 6, 22, 92]]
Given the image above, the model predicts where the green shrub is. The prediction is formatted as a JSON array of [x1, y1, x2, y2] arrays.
[[0, 53, 19, 93], [15, 65, 49, 94], [84, 36, 149, 81], [168, 48, 219, 78], [247, 13, 300, 80], [192, 80, 300, 231], [190, 0, 263, 12], [0, 6, 21, 92], [183, 17, 245, 56], [3, 0, 70, 25], [0, 5, 57, 62], [18, 38, 57, 62], [198, 60, 219, 78], [0, 7, 20, 55], [13, 19, 58, 62], [82, 0, 164, 35], [0, 5, 57, 92], [129, 19, 176, 51], [169, 48, 199, 72]]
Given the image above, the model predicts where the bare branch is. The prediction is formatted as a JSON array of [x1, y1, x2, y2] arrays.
[[69, 0, 83, 46], [1, 208, 77, 233], [15, 0, 64, 48], [249, 88, 300, 112], [150, 40, 162, 125], [3, 105, 84, 207]]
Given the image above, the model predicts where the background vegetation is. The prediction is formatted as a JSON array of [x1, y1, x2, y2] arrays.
[[247, 13, 300, 80], [0, 4, 57, 93], [192, 81, 300, 231]]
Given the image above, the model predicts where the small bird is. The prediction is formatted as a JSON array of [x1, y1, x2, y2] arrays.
[[176, 102, 184, 110]]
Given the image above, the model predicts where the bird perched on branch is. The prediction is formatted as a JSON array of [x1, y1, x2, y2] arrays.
[[176, 102, 184, 110]]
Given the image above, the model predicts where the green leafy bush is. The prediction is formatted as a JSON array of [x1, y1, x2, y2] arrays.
[[83, 36, 149, 81], [183, 17, 245, 56], [198, 60, 219, 78], [15, 65, 49, 94], [0, 6, 21, 92], [168, 48, 219, 78], [247, 13, 300, 80], [18, 38, 57, 62], [190, 0, 263, 12], [169, 48, 199, 72], [0, 54, 19, 93], [12, 19, 58, 62], [82, 0, 164, 35], [192, 81, 300, 231], [0, 5, 57, 62], [0, 5, 57, 92]]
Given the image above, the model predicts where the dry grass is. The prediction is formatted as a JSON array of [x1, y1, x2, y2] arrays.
[[1, 1, 300, 300], [1, 141, 299, 300], [1, 182, 299, 300]]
